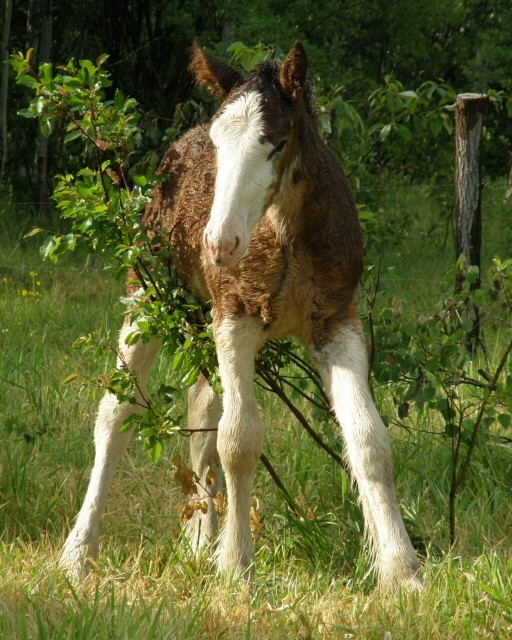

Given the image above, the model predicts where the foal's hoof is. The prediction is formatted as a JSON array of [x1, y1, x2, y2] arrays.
[[60, 554, 90, 583], [60, 539, 96, 583], [380, 566, 424, 593], [216, 546, 255, 583], [401, 570, 424, 592]]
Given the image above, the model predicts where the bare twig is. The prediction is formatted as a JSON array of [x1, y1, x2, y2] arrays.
[[456, 336, 512, 489], [260, 453, 303, 517], [256, 362, 348, 473]]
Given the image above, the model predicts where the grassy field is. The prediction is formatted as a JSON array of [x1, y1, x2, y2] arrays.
[[0, 183, 511, 639]]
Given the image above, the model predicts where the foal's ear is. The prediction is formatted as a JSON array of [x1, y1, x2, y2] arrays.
[[189, 40, 243, 99], [279, 42, 308, 101]]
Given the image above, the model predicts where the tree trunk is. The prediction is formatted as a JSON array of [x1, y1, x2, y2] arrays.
[[454, 93, 487, 346], [0, 0, 13, 185], [27, 0, 53, 215], [221, 1, 234, 47]]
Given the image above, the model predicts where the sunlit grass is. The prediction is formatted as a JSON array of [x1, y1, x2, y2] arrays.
[[1, 191, 511, 638], [1, 535, 510, 638]]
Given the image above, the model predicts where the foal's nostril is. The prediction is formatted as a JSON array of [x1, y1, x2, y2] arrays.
[[203, 232, 241, 266], [230, 236, 240, 256]]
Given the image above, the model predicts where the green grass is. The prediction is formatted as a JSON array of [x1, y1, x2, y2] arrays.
[[362, 179, 512, 312], [0, 188, 511, 639]]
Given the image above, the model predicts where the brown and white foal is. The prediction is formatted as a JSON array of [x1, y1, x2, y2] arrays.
[[60, 42, 422, 590]]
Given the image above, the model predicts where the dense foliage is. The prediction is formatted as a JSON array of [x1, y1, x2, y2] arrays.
[[2, 0, 512, 202]]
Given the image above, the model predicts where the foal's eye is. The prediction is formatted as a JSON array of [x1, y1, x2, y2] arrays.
[[268, 139, 287, 160]]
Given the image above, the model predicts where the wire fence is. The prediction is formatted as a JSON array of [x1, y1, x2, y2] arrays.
[[2, 180, 509, 204], [1, 178, 509, 284], [1, 177, 510, 206], [0, 263, 104, 273], [0, 260, 449, 284]]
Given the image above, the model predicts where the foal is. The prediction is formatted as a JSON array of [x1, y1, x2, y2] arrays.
[[61, 42, 422, 590]]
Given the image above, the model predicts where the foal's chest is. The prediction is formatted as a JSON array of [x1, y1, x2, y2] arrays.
[[207, 224, 357, 345]]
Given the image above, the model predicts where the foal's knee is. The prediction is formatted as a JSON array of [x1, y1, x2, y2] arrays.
[[217, 413, 264, 477]]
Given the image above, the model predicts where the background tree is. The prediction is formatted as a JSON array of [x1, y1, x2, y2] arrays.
[[0, 0, 13, 183], [2, 0, 511, 204], [26, 0, 53, 213]]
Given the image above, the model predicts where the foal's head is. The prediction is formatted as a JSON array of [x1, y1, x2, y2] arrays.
[[190, 42, 311, 267]]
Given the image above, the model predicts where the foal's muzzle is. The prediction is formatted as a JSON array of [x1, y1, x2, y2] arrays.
[[203, 230, 241, 268]]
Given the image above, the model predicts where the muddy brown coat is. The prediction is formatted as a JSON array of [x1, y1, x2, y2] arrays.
[[143, 43, 363, 349], [60, 41, 423, 592]]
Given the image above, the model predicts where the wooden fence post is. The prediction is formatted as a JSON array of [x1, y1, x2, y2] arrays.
[[454, 93, 487, 346]]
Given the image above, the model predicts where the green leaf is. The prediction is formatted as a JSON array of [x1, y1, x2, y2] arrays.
[[40, 62, 53, 84], [398, 90, 417, 99], [16, 74, 38, 87], [428, 117, 442, 137], [114, 89, 125, 111], [96, 53, 109, 67], [64, 129, 83, 144], [398, 124, 413, 142], [150, 440, 163, 464], [40, 236, 58, 262], [466, 265, 480, 284], [79, 59, 96, 76], [17, 106, 37, 119], [497, 414, 511, 428], [124, 331, 141, 346], [132, 175, 148, 187], [24, 227, 44, 238], [39, 116, 53, 138], [77, 168, 96, 177], [379, 124, 392, 142]]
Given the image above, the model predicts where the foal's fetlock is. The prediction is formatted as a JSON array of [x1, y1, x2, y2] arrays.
[[216, 537, 255, 583]]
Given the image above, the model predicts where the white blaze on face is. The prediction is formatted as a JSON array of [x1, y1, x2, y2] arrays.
[[204, 91, 276, 267]]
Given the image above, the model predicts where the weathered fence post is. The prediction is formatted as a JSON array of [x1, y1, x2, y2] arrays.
[[454, 93, 487, 347]]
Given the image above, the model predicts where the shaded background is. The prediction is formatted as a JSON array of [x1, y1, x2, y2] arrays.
[[1, 0, 511, 207]]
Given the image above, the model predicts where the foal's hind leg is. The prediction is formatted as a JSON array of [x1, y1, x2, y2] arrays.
[[213, 316, 265, 579], [310, 321, 422, 591], [183, 374, 223, 552], [60, 319, 160, 581]]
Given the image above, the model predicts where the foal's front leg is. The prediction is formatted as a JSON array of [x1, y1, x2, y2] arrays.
[[183, 374, 223, 551], [213, 316, 265, 579], [310, 322, 423, 590], [60, 319, 160, 580]]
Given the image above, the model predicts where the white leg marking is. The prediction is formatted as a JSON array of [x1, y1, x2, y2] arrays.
[[310, 323, 422, 590], [213, 317, 265, 579], [60, 320, 160, 580], [183, 374, 223, 552]]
